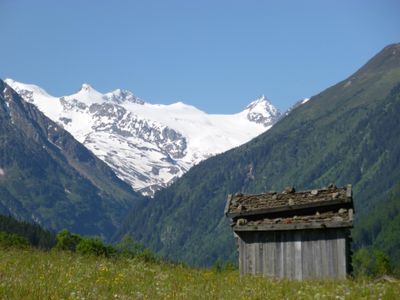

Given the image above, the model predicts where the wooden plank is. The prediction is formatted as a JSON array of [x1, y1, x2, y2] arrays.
[[294, 231, 302, 280], [302, 230, 313, 279], [289, 232, 296, 280], [248, 234, 254, 275], [282, 232, 287, 279], [301, 231, 307, 279], [245, 235, 250, 275], [319, 231, 331, 278], [324, 237, 330, 278], [283, 232, 290, 278], [240, 233, 249, 276], [309, 231, 316, 279], [250, 232, 255, 275], [266, 232, 276, 277], [274, 232, 281, 278], [332, 230, 339, 277], [251, 234, 258, 275], [288, 233, 293, 279], [226, 198, 352, 218], [314, 231, 322, 278], [238, 237, 244, 276], [276, 233, 283, 278], [233, 221, 353, 231], [263, 233, 269, 277], [336, 237, 346, 278], [346, 229, 352, 274], [290, 232, 296, 280], [320, 229, 338, 278], [262, 234, 268, 277], [258, 235, 264, 275], [243, 239, 248, 275], [336, 230, 347, 278]]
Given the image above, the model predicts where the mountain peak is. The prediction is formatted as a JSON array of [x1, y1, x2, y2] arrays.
[[105, 88, 144, 104], [68, 83, 104, 104], [354, 43, 400, 78], [4, 78, 16, 85], [79, 83, 96, 93], [4, 78, 52, 99], [244, 95, 281, 127], [246, 95, 267, 110]]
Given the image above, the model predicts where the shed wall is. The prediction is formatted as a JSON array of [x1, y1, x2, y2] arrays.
[[236, 228, 350, 280]]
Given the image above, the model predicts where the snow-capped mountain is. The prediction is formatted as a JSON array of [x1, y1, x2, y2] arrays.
[[5, 79, 282, 196]]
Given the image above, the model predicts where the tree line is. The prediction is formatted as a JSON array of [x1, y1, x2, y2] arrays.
[[0, 214, 158, 262]]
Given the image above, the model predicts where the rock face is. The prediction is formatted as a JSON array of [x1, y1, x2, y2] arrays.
[[6, 80, 282, 196], [245, 95, 282, 126], [0, 80, 143, 239]]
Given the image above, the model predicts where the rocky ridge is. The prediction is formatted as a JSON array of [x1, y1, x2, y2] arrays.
[[6, 79, 283, 196]]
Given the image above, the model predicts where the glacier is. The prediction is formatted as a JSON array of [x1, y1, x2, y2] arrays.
[[5, 79, 282, 196]]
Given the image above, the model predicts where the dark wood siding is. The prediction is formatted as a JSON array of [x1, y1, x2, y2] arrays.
[[236, 228, 350, 280]]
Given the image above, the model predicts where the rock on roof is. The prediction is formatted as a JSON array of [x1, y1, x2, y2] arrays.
[[233, 208, 353, 231], [225, 185, 354, 231], [225, 184, 353, 218]]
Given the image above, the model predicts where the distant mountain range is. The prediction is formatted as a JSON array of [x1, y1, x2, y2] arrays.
[[0, 79, 143, 240], [5, 79, 282, 196], [115, 43, 400, 267]]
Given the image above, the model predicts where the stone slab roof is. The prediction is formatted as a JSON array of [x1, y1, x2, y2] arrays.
[[225, 185, 353, 232], [225, 185, 353, 219]]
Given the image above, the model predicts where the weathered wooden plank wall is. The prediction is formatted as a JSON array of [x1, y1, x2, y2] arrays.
[[236, 228, 350, 280]]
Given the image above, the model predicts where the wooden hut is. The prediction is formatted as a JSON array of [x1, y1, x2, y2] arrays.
[[224, 185, 354, 280]]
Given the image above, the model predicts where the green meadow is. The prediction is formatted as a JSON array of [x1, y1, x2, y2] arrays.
[[0, 248, 399, 300]]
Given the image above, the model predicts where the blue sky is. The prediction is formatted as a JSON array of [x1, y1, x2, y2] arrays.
[[1, 0, 399, 113]]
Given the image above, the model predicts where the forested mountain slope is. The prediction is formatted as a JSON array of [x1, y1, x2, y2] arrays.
[[116, 43, 400, 267]]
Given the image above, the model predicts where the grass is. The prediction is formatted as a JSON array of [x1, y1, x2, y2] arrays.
[[0, 248, 399, 299]]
